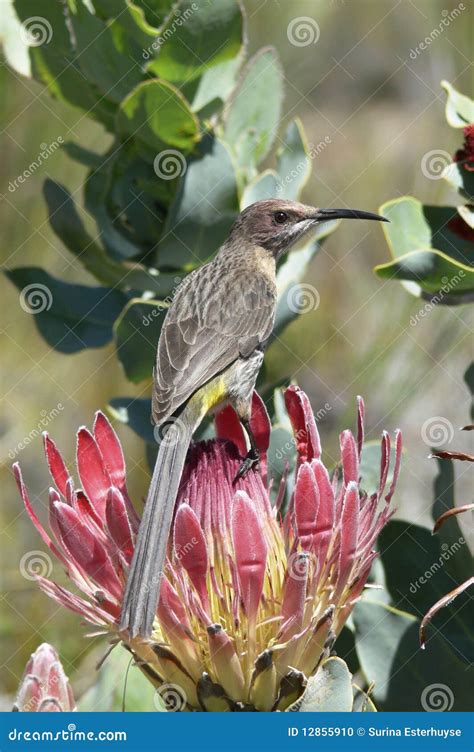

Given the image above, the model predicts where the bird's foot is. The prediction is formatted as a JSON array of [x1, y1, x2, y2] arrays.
[[234, 449, 260, 482]]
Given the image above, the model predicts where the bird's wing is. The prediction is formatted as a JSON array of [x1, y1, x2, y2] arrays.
[[152, 263, 276, 425]]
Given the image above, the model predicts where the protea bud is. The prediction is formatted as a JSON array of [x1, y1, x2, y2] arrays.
[[13, 643, 75, 712]]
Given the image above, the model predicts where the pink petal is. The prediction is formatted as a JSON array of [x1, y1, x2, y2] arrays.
[[311, 459, 335, 567], [356, 396, 365, 459], [93, 411, 126, 489], [105, 487, 134, 562], [215, 405, 247, 456], [74, 490, 105, 533], [340, 430, 359, 485], [378, 431, 391, 499], [250, 391, 271, 479], [54, 501, 121, 600], [76, 428, 111, 517], [294, 463, 320, 551], [281, 552, 309, 635], [284, 385, 321, 462], [36, 577, 113, 624], [158, 577, 189, 626], [42, 434, 69, 498], [15, 675, 41, 712], [386, 429, 402, 502], [174, 503, 209, 608], [231, 491, 267, 620], [13, 464, 68, 570], [337, 481, 359, 595]]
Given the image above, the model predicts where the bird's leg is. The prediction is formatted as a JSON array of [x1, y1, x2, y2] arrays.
[[234, 418, 260, 481]]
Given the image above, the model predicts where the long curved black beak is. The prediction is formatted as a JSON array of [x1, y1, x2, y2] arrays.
[[313, 208, 389, 222]]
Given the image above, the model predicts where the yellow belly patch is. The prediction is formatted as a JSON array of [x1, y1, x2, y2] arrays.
[[189, 375, 228, 419]]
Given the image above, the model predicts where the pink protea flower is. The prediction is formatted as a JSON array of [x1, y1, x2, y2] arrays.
[[13, 643, 75, 712], [13, 387, 401, 711]]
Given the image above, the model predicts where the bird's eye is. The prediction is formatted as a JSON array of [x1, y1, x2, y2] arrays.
[[274, 210, 288, 224]]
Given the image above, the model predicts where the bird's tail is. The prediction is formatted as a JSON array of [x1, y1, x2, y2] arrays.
[[119, 403, 199, 638]]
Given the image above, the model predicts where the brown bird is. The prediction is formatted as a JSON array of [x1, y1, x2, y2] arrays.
[[119, 199, 387, 638]]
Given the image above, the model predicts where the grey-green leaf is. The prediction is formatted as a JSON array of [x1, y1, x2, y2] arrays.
[[5, 267, 127, 353], [114, 299, 166, 383], [223, 47, 283, 179], [441, 80, 474, 128], [146, 0, 243, 83], [276, 118, 311, 201], [297, 657, 353, 712], [157, 136, 239, 268]]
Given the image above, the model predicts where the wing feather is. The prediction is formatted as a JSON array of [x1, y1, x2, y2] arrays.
[[152, 263, 276, 424]]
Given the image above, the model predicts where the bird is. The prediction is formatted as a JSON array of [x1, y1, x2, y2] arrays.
[[119, 198, 388, 638]]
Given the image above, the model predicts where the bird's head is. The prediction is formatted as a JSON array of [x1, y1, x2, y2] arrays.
[[232, 199, 388, 258]]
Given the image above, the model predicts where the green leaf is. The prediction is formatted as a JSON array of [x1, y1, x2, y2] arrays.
[[44, 180, 179, 295], [146, 0, 243, 83], [2, 0, 32, 77], [432, 457, 473, 584], [62, 142, 103, 169], [78, 645, 158, 712], [464, 362, 474, 421], [5, 267, 127, 353], [276, 118, 311, 201], [100, 144, 176, 254], [91, 0, 162, 47], [114, 299, 165, 383], [13, 0, 116, 128], [85, 165, 145, 261], [441, 80, 474, 128], [296, 657, 353, 712], [223, 47, 283, 180], [108, 396, 154, 444], [443, 159, 474, 202], [44, 179, 125, 284], [117, 80, 200, 155], [374, 197, 474, 296], [378, 520, 474, 660], [186, 57, 242, 116], [68, 1, 144, 104], [92, 0, 173, 30], [158, 136, 239, 268], [353, 600, 472, 711], [241, 170, 281, 207], [458, 204, 474, 229]]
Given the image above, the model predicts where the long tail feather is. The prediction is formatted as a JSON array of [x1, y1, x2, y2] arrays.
[[119, 412, 195, 638]]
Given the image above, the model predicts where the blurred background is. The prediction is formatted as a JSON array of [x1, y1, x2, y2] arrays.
[[1, 0, 472, 700]]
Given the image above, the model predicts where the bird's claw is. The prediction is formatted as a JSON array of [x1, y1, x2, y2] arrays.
[[234, 450, 260, 482]]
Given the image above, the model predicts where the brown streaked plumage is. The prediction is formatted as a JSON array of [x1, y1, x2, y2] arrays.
[[120, 199, 388, 638]]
